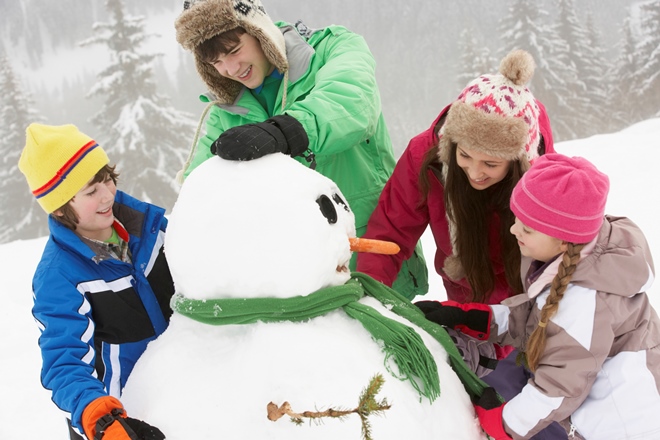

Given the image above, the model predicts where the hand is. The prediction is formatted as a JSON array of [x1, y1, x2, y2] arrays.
[[445, 327, 498, 378], [210, 114, 309, 161], [414, 300, 492, 340], [473, 387, 512, 440], [123, 417, 166, 440], [82, 396, 165, 440]]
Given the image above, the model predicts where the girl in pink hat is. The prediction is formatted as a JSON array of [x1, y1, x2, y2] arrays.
[[419, 153, 660, 439]]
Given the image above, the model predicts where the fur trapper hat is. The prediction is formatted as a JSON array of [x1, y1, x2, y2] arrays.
[[438, 49, 540, 172], [175, 0, 288, 104]]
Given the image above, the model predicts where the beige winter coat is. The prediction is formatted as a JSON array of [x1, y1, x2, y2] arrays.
[[490, 216, 660, 439]]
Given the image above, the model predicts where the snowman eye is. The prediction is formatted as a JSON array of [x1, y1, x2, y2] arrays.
[[332, 194, 350, 212], [316, 195, 337, 224]]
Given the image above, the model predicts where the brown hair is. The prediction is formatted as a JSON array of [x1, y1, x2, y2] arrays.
[[195, 27, 247, 64], [523, 242, 585, 371], [52, 165, 119, 231], [419, 120, 525, 302]]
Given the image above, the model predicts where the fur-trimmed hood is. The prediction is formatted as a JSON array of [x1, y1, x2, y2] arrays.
[[175, 0, 287, 104]]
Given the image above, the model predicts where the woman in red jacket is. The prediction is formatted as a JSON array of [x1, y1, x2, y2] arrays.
[[357, 50, 563, 439]]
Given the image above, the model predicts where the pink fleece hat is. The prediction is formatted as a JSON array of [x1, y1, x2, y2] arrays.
[[510, 153, 610, 243]]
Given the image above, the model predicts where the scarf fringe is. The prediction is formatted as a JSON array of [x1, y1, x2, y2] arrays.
[[171, 272, 491, 403]]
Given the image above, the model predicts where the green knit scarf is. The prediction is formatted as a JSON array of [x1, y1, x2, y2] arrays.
[[171, 272, 488, 402]]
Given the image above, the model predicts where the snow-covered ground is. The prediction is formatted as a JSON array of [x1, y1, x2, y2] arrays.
[[1, 119, 659, 439]]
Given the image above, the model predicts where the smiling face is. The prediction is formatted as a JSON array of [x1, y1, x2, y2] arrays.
[[210, 33, 274, 89], [510, 217, 567, 262], [57, 175, 117, 241], [455, 145, 511, 190]]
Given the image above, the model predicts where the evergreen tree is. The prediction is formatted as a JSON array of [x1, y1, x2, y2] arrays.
[[583, 11, 610, 134], [636, 0, 660, 118], [553, 0, 604, 138], [457, 27, 497, 90], [498, 0, 577, 142], [80, 0, 196, 211], [609, 12, 641, 128], [0, 56, 49, 243]]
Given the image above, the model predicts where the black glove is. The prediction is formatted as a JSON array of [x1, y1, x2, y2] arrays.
[[93, 410, 165, 440], [124, 417, 166, 440], [414, 300, 491, 340], [210, 114, 309, 161]]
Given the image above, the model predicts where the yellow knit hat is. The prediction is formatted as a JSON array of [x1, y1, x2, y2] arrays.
[[19, 123, 109, 213]]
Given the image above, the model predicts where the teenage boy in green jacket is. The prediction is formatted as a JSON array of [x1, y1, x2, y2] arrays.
[[174, 0, 427, 299]]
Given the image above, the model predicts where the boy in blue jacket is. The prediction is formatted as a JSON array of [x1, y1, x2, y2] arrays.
[[19, 124, 171, 440]]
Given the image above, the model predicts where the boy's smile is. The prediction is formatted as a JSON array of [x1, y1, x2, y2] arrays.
[[58, 177, 117, 241], [210, 33, 274, 89]]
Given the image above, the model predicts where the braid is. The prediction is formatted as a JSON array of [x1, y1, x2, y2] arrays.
[[524, 243, 586, 372]]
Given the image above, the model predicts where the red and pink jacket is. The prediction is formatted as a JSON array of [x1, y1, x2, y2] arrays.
[[357, 101, 554, 307]]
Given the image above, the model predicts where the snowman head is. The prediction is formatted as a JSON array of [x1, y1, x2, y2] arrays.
[[165, 154, 357, 299]]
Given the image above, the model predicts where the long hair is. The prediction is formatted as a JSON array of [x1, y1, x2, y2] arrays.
[[445, 143, 525, 301], [419, 129, 525, 302], [523, 242, 586, 371]]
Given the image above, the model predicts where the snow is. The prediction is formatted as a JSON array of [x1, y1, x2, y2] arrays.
[[1, 118, 659, 439], [120, 155, 483, 439]]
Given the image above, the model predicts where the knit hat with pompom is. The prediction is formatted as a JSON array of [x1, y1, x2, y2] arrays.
[[438, 49, 541, 172]]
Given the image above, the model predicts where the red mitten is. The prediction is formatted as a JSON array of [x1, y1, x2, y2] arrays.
[[474, 387, 512, 440]]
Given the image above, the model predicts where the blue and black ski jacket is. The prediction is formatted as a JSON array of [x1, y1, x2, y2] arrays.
[[31, 190, 175, 434]]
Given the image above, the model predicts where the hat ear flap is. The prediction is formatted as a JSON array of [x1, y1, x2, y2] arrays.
[[437, 132, 453, 164], [443, 255, 465, 281]]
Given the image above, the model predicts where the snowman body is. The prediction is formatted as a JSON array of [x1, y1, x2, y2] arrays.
[[121, 155, 484, 440]]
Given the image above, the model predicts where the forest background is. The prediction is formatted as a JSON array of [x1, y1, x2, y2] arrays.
[[1, 0, 658, 243]]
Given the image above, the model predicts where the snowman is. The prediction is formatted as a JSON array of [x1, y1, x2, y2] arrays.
[[121, 154, 486, 439]]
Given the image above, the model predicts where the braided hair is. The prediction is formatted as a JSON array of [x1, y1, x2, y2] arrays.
[[521, 242, 586, 372]]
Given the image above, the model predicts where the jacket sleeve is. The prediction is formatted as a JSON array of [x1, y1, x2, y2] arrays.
[[493, 288, 610, 439], [286, 27, 382, 156], [356, 142, 430, 286], [33, 265, 107, 431]]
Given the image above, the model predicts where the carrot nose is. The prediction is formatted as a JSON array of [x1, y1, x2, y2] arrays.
[[349, 237, 400, 255]]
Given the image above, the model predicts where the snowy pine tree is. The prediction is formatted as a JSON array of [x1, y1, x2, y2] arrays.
[[0, 56, 49, 243], [552, 0, 602, 139], [582, 11, 610, 134], [636, 0, 660, 118], [80, 0, 196, 211], [457, 27, 497, 90], [497, 0, 576, 142], [609, 13, 642, 128]]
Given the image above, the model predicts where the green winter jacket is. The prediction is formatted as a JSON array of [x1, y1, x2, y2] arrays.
[[183, 22, 427, 299]]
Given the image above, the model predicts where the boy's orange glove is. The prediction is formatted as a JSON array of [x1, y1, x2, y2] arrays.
[[82, 396, 165, 439]]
